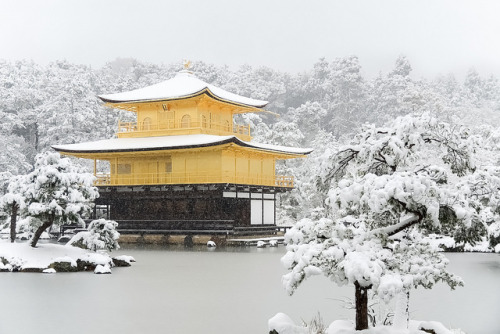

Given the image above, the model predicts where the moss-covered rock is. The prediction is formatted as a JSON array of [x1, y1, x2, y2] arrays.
[[112, 257, 131, 267], [49, 260, 78, 272], [21, 267, 44, 273], [0, 259, 12, 272], [76, 259, 97, 271]]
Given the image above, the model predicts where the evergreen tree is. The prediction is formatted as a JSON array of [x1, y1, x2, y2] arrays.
[[282, 114, 493, 330], [18, 152, 99, 247], [0, 175, 26, 242]]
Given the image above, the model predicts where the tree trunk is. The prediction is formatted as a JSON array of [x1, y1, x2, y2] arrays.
[[10, 202, 19, 243], [30, 218, 54, 248], [354, 281, 371, 330], [34, 121, 39, 152]]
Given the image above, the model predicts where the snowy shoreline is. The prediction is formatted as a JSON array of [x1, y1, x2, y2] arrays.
[[426, 234, 500, 253], [0, 240, 134, 274]]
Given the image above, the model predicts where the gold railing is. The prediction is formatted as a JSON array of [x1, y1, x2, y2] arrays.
[[117, 119, 251, 141], [94, 172, 294, 188]]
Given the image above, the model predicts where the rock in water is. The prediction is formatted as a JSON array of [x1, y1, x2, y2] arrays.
[[94, 264, 111, 274]]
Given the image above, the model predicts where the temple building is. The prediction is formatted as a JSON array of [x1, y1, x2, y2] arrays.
[[52, 64, 312, 235]]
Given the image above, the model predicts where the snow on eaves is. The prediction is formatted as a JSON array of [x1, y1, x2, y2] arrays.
[[52, 134, 313, 156], [98, 70, 268, 108]]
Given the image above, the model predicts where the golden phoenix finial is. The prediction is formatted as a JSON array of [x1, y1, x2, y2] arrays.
[[183, 59, 192, 70]]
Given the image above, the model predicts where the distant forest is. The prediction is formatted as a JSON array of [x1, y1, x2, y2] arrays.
[[1, 56, 499, 220]]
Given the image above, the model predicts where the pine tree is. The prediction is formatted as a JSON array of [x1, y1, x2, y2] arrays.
[[282, 114, 494, 330], [0, 175, 26, 242], [19, 152, 99, 247]]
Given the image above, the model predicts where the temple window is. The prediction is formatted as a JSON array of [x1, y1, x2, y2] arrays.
[[117, 164, 132, 174], [181, 114, 191, 128], [165, 156, 172, 173], [142, 117, 152, 130]]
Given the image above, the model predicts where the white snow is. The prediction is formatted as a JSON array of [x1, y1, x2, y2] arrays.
[[52, 134, 313, 156], [0, 240, 128, 272], [207, 241, 216, 247], [0, 241, 90, 270], [98, 70, 268, 108], [326, 320, 354, 334], [43, 268, 56, 274], [378, 274, 404, 303], [78, 252, 114, 266], [94, 264, 111, 274], [269, 313, 458, 334], [417, 321, 453, 334], [268, 313, 307, 334]]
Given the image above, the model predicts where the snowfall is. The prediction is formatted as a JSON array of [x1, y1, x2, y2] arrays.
[[0, 239, 134, 274]]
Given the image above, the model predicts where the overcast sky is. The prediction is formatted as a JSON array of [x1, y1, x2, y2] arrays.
[[1, 0, 499, 78]]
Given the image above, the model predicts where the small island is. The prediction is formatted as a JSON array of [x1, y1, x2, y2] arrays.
[[0, 241, 134, 274]]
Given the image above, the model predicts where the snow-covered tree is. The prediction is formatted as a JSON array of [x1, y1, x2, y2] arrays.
[[19, 152, 99, 247], [0, 175, 27, 242], [290, 101, 327, 136], [282, 113, 493, 330], [68, 219, 120, 252]]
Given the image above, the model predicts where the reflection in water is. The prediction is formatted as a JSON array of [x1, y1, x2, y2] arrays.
[[0, 246, 498, 334]]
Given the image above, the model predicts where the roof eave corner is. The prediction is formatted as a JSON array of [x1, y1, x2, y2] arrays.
[[97, 95, 114, 104], [51, 145, 64, 153]]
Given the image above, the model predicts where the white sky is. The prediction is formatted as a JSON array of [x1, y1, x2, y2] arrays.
[[1, 0, 500, 78]]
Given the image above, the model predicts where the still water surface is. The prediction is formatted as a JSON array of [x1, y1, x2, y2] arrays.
[[0, 245, 499, 334]]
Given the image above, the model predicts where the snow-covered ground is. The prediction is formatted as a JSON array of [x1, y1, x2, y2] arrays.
[[0, 240, 134, 273], [426, 234, 500, 253], [268, 312, 465, 334]]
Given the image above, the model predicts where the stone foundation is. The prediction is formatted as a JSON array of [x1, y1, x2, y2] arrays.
[[118, 234, 281, 246], [118, 234, 214, 246]]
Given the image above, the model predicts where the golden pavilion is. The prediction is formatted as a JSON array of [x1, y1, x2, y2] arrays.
[[53, 65, 311, 234]]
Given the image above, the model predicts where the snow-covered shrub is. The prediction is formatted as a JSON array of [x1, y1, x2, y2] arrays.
[[68, 219, 120, 252]]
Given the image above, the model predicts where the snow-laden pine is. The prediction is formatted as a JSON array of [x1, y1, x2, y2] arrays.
[[17, 152, 99, 247], [0, 175, 26, 242], [282, 113, 498, 330]]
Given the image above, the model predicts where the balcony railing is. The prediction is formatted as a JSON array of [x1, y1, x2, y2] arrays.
[[94, 172, 294, 188], [117, 119, 251, 141]]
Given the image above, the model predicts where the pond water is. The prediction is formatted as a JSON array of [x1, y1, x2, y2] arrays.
[[0, 245, 499, 334]]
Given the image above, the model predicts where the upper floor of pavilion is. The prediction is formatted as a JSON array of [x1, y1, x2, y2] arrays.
[[99, 65, 269, 141]]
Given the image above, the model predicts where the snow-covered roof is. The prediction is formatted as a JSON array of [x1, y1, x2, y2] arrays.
[[52, 134, 313, 156], [98, 70, 268, 108]]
